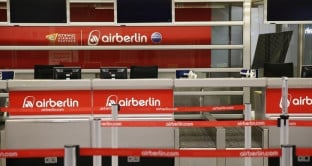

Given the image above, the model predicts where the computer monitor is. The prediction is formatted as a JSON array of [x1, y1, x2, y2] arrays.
[[252, 31, 293, 69], [117, 0, 172, 23], [34, 64, 64, 79], [53, 66, 82, 80], [0, 71, 14, 80], [301, 65, 312, 78], [263, 62, 293, 77], [265, 0, 312, 24], [10, 0, 67, 23], [130, 65, 158, 79], [100, 67, 128, 79]]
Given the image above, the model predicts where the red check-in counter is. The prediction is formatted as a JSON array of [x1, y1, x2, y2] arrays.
[[263, 78, 312, 148], [3, 79, 176, 166], [91, 79, 176, 166], [254, 78, 312, 166], [4, 79, 93, 149], [92, 78, 174, 119]]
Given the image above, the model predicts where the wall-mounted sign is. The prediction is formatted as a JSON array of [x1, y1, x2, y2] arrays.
[[0, 26, 211, 46], [7, 89, 173, 115]]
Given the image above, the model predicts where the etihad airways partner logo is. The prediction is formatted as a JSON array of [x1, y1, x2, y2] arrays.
[[105, 95, 161, 107], [46, 33, 77, 43], [22, 96, 79, 108], [88, 30, 162, 45]]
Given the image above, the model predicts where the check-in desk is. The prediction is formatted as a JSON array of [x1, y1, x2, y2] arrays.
[[174, 78, 267, 166], [5, 78, 309, 166], [3, 79, 176, 166], [3, 80, 93, 166], [255, 78, 312, 166], [92, 79, 176, 166]]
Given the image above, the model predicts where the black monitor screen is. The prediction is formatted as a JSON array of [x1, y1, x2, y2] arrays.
[[100, 67, 128, 79], [266, 0, 312, 23], [301, 65, 312, 78], [9, 0, 67, 23], [53, 67, 81, 80], [130, 66, 158, 79], [117, 0, 172, 23], [252, 31, 293, 69], [34, 65, 64, 79], [263, 63, 293, 77]]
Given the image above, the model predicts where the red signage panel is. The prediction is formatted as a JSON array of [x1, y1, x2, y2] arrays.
[[93, 89, 173, 114], [0, 26, 211, 46], [7, 89, 173, 115], [266, 88, 312, 114], [9, 90, 92, 115]]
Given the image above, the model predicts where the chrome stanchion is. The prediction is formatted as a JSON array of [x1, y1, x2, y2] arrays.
[[279, 114, 292, 166], [244, 103, 252, 166], [92, 118, 102, 166], [280, 77, 289, 144], [111, 104, 119, 166], [64, 145, 79, 166], [279, 77, 293, 166], [281, 145, 295, 166]]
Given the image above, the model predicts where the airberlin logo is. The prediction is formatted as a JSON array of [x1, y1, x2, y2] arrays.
[[105, 95, 161, 107], [22, 96, 79, 108], [279, 94, 312, 108], [88, 30, 101, 46], [87, 30, 162, 45]]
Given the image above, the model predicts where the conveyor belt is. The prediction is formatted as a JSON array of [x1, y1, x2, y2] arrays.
[[179, 127, 216, 148], [179, 127, 262, 148], [226, 127, 262, 148]]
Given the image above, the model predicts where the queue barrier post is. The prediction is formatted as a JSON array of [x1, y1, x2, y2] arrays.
[[278, 115, 294, 166], [280, 77, 290, 145], [92, 118, 102, 166], [244, 103, 252, 166], [279, 77, 292, 166], [281, 145, 296, 166], [111, 104, 120, 166], [64, 145, 79, 166]]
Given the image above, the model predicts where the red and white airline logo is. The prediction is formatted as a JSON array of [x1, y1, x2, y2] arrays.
[[279, 94, 291, 108], [87, 30, 148, 45], [105, 95, 161, 107], [93, 89, 173, 112], [9, 90, 92, 115], [88, 30, 101, 46], [22, 96, 79, 108], [266, 89, 312, 114]]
